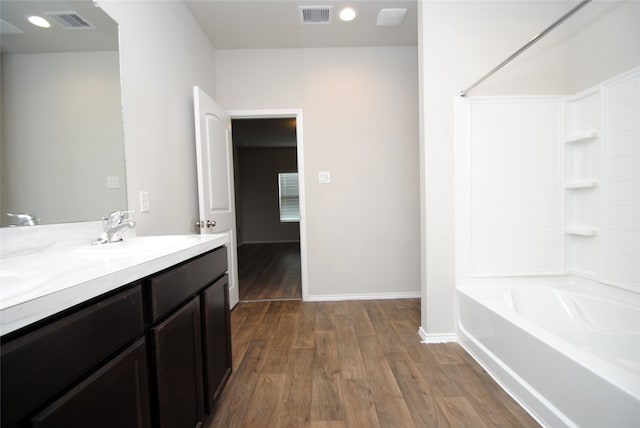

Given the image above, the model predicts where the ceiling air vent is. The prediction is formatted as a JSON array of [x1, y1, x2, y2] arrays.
[[43, 12, 94, 29], [0, 19, 23, 35], [299, 6, 333, 25]]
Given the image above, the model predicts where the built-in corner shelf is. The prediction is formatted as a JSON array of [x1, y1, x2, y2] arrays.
[[565, 131, 599, 144], [565, 179, 599, 189], [566, 225, 599, 236]]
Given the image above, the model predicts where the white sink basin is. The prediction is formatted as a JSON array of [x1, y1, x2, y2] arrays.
[[74, 235, 199, 256]]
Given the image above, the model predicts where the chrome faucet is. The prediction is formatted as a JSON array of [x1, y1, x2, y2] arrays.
[[93, 210, 136, 245], [6, 212, 40, 226]]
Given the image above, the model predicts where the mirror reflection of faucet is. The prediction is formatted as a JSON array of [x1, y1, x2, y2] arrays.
[[92, 210, 136, 245], [6, 213, 40, 226]]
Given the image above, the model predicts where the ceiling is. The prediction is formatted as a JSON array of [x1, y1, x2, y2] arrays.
[[0, 1, 118, 54], [183, 0, 418, 49], [1, 1, 417, 54]]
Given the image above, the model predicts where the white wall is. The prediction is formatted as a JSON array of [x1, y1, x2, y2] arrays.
[[564, 1, 640, 94], [97, 0, 217, 235], [419, 0, 640, 334], [216, 47, 420, 299], [1, 51, 126, 225]]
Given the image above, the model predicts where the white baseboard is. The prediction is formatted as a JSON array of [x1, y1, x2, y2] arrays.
[[418, 326, 457, 343], [306, 291, 421, 302]]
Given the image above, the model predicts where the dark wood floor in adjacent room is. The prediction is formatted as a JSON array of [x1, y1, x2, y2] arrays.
[[207, 298, 540, 428], [238, 242, 302, 301]]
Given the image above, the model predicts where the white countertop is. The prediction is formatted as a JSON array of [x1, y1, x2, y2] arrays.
[[0, 222, 229, 335]]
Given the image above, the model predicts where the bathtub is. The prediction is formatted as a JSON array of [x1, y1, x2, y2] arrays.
[[456, 283, 640, 428]]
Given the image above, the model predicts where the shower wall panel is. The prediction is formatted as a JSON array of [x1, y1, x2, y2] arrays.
[[457, 67, 639, 288], [564, 90, 601, 278], [564, 68, 640, 293], [601, 70, 640, 292], [468, 99, 563, 276]]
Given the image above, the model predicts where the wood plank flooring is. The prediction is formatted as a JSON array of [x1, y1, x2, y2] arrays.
[[238, 243, 302, 301], [207, 299, 540, 428]]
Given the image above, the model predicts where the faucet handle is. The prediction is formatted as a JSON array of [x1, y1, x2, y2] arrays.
[[112, 210, 133, 220], [103, 210, 134, 229]]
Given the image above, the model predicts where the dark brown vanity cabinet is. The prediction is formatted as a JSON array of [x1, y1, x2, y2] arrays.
[[152, 297, 205, 428], [0, 285, 149, 428], [148, 246, 230, 427], [1, 245, 232, 428], [202, 274, 232, 412], [30, 338, 151, 428]]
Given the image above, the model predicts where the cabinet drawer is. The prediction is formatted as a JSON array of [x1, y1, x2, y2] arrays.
[[31, 338, 151, 428], [150, 246, 227, 323], [1, 285, 144, 428]]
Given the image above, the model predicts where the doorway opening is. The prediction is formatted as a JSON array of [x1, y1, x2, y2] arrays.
[[230, 110, 307, 302]]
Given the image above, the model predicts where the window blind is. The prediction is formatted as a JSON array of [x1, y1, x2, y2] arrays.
[[278, 172, 300, 222]]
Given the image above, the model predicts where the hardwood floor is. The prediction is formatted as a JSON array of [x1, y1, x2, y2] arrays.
[[238, 243, 302, 301], [207, 299, 540, 428]]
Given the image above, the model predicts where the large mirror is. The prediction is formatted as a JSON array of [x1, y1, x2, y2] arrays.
[[0, 0, 126, 226]]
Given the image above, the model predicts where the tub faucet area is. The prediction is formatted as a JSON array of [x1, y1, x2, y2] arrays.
[[93, 210, 136, 245]]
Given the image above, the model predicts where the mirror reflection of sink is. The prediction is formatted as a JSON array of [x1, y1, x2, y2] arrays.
[[74, 235, 198, 256]]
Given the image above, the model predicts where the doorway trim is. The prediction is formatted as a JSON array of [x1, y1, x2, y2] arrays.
[[228, 108, 309, 301]]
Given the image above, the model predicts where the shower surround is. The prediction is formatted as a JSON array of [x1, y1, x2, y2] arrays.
[[454, 67, 640, 427]]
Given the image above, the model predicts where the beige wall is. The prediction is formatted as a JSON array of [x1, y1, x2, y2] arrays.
[[1, 51, 126, 225], [419, 0, 640, 334], [217, 47, 421, 298], [98, 0, 217, 235]]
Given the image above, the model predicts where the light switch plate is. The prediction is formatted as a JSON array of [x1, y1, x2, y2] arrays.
[[106, 176, 120, 189], [139, 191, 150, 212], [318, 171, 331, 184]]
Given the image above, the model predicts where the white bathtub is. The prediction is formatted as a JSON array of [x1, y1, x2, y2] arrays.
[[457, 283, 640, 428]]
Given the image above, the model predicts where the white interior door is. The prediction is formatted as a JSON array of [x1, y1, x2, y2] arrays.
[[193, 86, 239, 308]]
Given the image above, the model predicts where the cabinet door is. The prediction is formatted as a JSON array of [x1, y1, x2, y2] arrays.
[[1, 285, 144, 428], [31, 338, 151, 428], [152, 296, 205, 428], [202, 274, 232, 413]]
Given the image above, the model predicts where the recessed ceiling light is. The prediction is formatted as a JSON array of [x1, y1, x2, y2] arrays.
[[339, 7, 357, 22], [27, 15, 51, 28]]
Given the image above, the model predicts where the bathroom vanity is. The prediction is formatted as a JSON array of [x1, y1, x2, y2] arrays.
[[0, 225, 232, 428]]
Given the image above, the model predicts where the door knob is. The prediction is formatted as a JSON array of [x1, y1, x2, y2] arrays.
[[206, 220, 216, 228], [195, 220, 205, 228]]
